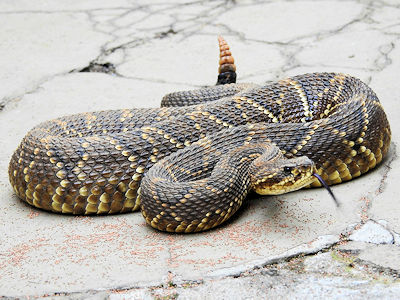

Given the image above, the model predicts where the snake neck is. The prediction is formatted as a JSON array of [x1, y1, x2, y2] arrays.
[[139, 143, 275, 232]]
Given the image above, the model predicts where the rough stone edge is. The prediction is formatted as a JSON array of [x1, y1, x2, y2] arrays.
[[1, 235, 339, 299], [206, 234, 339, 278]]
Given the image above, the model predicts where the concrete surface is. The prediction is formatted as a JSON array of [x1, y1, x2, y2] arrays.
[[0, 0, 399, 298]]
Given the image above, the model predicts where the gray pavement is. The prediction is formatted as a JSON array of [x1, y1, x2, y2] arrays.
[[0, 0, 399, 299]]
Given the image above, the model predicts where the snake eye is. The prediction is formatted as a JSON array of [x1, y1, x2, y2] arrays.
[[283, 166, 293, 173]]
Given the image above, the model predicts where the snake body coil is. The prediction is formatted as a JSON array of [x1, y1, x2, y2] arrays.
[[8, 39, 391, 233]]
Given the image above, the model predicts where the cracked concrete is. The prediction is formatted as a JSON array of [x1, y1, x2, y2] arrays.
[[1, 0, 400, 298]]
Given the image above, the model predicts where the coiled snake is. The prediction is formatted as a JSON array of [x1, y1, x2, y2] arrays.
[[9, 37, 391, 233]]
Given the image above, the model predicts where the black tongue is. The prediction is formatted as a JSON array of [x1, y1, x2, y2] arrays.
[[313, 173, 340, 207]]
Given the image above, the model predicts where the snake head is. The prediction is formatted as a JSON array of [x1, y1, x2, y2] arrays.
[[250, 155, 317, 195]]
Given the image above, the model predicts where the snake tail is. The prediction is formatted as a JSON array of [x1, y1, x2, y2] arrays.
[[217, 36, 236, 85]]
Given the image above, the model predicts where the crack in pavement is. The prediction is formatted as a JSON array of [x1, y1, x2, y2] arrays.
[[3, 0, 400, 104], [1, 0, 400, 297]]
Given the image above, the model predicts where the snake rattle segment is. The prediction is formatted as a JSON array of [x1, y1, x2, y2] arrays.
[[9, 37, 391, 233]]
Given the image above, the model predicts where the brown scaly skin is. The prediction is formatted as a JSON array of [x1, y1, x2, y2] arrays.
[[140, 143, 317, 232], [8, 38, 391, 233]]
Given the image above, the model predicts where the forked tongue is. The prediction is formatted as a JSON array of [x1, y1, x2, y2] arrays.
[[313, 173, 340, 207]]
